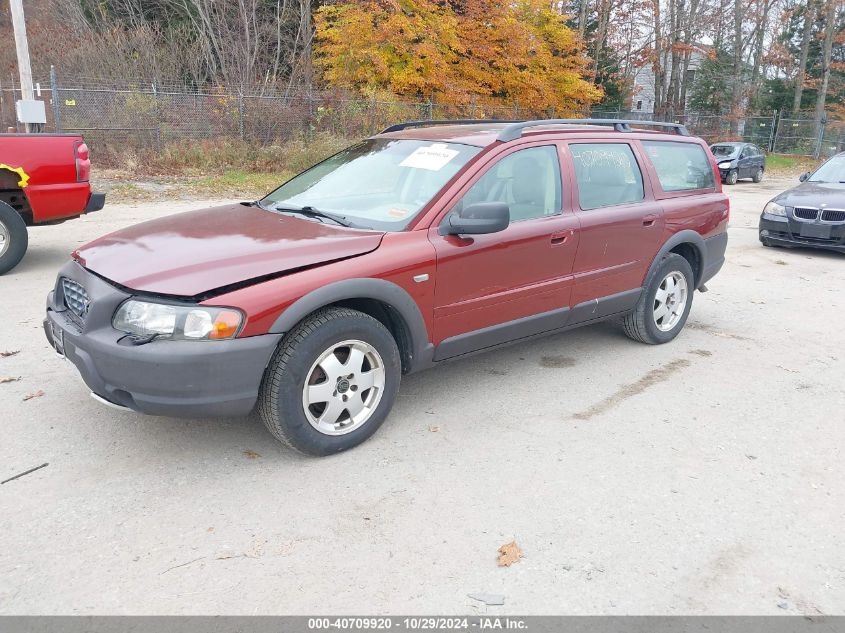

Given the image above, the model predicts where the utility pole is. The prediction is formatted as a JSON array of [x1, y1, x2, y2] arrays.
[[9, 0, 36, 132]]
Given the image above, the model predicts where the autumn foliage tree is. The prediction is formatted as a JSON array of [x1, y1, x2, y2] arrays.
[[314, 0, 602, 114]]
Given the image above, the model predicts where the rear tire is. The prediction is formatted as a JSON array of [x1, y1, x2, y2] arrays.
[[0, 201, 28, 275], [725, 170, 738, 185], [623, 253, 694, 345], [752, 167, 764, 183], [257, 307, 401, 456]]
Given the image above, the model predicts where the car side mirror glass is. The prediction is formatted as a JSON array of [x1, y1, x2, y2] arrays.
[[799, 172, 810, 182], [446, 202, 510, 235]]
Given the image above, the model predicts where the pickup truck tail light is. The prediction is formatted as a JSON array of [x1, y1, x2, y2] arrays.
[[74, 141, 91, 182]]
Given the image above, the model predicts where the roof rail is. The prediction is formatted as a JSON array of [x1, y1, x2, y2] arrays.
[[496, 118, 690, 142], [381, 119, 519, 134]]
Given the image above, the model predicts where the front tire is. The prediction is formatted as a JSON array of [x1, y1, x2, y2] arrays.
[[725, 170, 738, 185], [0, 201, 28, 275], [623, 253, 694, 345], [258, 307, 401, 456]]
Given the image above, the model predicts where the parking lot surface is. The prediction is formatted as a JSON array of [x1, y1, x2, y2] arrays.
[[1, 176, 843, 615]]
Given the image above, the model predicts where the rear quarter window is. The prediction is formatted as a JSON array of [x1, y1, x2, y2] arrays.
[[643, 141, 715, 192]]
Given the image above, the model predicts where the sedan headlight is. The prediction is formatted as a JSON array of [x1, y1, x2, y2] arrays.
[[113, 299, 243, 341], [718, 161, 734, 169], [763, 201, 787, 217]]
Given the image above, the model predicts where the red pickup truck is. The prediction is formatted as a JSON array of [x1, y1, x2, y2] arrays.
[[0, 133, 105, 274]]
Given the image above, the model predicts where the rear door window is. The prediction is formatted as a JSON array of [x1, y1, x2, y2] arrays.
[[570, 143, 645, 210], [643, 141, 715, 192]]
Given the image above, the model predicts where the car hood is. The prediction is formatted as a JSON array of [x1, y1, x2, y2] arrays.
[[773, 182, 845, 209], [73, 204, 385, 297]]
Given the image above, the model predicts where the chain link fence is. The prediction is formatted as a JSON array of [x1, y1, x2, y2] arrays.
[[2, 75, 844, 159]]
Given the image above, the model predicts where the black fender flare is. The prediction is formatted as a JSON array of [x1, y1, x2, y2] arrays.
[[644, 230, 706, 289], [268, 278, 434, 372]]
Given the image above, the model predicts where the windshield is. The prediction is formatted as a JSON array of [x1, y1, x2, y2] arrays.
[[808, 154, 845, 183], [260, 139, 481, 230], [711, 144, 739, 157]]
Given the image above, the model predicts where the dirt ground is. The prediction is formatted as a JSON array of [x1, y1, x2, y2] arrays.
[[1, 175, 843, 615]]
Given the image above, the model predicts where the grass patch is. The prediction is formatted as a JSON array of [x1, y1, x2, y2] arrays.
[[95, 133, 353, 175], [766, 153, 821, 177], [187, 170, 290, 198], [92, 132, 353, 202]]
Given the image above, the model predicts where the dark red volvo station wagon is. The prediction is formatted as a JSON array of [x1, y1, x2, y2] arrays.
[[45, 119, 728, 455]]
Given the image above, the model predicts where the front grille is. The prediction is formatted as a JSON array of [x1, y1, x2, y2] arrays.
[[793, 207, 818, 220], [822, 209, 845, 222], [61, 277, 90, 319]]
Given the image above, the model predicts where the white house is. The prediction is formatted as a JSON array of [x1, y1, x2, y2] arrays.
[[630, 45, 710, 114]]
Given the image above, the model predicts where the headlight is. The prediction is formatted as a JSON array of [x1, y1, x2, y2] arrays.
[[113, 299, 243, 341], [718, 161, 734, 169], [763, 201, 787, 217]]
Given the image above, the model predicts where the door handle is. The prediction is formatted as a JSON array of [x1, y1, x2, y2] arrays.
[[642, 214, 658, 227], [550, 229, 574, 245]]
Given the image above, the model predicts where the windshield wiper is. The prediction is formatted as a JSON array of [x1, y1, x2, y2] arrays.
[[272, 203, 353, 227]]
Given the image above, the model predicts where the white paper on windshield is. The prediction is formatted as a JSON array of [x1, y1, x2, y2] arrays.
[[400, 143, 460, 171]]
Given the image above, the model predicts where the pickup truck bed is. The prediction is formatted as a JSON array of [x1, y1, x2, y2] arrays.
[[0, 133, 105, 274]]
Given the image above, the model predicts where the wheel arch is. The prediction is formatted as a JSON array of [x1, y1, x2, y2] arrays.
[[268, 278, 434, 374], [0, 170, 33, 225], [645, 230, 706, 289]]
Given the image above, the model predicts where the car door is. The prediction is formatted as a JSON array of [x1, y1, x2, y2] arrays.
[[738, 146, 752, 178], [565, 140, 664, 320], [428, 142, 580, 360], [752, 145, 765, 172]]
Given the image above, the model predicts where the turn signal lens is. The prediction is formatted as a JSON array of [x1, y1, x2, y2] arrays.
[[209, 310, 242, 340]]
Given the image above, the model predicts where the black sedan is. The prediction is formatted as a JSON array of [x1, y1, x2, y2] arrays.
[[759, 152, 845, 254], [710, 142, 766, 185]]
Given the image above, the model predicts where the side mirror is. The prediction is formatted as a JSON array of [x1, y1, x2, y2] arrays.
[[799, 172, 810, 182], [446, 202, 510, 235]]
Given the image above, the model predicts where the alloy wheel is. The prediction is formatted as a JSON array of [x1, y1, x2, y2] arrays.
[[653, 272, 688, 332], [0, 219, 9, 258], [302, 339, 386, 436]]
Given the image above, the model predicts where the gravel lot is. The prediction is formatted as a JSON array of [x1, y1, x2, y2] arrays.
[[1, 176, 843, 615]]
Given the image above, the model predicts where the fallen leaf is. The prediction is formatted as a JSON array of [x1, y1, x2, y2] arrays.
[[23, 390, 44, 401], [207, 527, 214, 532], [497, 540, 523, 567], [777, 365, 799, 373], [243, 449, 261, 459], [428, 425, 440, 433], [1, 376, 21, 384], [750, 299, 766, 305], [0, 350, 19, 358], [775, 260, 788, 265]]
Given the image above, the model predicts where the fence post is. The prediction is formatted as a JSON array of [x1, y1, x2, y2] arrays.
[[152, 82, 162, 146], [49, 65, 61, 132], [426, 97, 433, 120], [238, 91, 245, 141], [767, 110, 777, 153], [814, 114, 827, 159]]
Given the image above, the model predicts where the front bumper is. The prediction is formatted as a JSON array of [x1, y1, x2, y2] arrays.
[[44, 261, 282, 418], [759, 213, 845, 254]]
